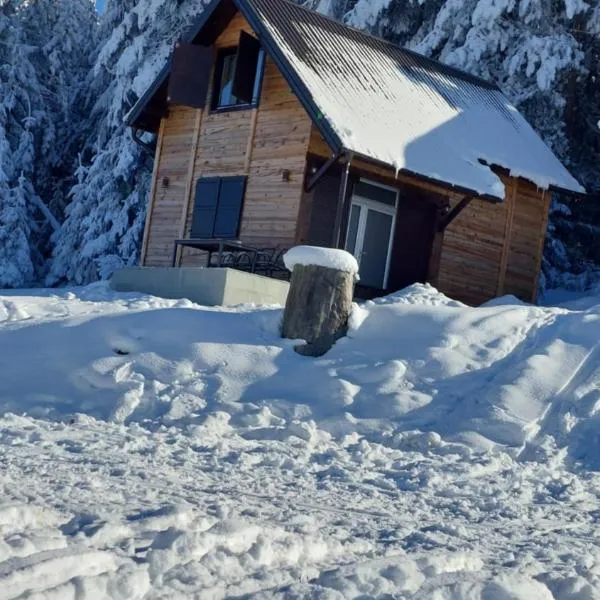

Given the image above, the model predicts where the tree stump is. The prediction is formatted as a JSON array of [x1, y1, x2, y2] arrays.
[[282, 263, 355, 357]]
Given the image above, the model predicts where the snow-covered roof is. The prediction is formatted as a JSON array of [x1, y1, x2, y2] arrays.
[[127, 0, 585, 199]]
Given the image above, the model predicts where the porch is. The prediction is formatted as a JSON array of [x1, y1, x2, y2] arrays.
[[297, 156, 465, 299], [153, 159, 467, 303]]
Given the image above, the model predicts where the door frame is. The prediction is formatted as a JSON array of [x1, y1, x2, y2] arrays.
[[348, 178, 399, 290]]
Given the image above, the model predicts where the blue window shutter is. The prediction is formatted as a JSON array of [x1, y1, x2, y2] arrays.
[[168, 43, 213, 109], [191, 178, 221, 238], [232, 31, 262, 104], [214, 177, 247, 238]]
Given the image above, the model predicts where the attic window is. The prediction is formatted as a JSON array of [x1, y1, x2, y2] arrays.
[[212, 31, 265, 111]]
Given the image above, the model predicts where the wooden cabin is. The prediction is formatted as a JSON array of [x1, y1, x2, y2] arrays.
[[127, 0, 584, 306]]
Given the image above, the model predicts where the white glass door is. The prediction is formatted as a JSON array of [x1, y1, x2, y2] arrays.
[[346, 181, 398, 289]]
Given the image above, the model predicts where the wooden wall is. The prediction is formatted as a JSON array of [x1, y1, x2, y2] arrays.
[[437, 178, 549, 305], [142, 107, 198, 267], [142, 12, 313, 267], [307, 126, 550, 305]]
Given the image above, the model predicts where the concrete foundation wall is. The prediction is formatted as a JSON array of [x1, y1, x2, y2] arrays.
[[111, 268, 289, 307]]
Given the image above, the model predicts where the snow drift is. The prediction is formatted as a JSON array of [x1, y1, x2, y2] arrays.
[[1, 283, 600, 599], [1, 283, 599, 465]]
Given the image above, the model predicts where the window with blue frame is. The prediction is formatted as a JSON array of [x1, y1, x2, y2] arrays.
[[212, 32, 266, 110]]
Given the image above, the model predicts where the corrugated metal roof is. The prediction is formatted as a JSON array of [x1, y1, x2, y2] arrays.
[[127, 0, 584, 197], [245, 0, 583, 197]]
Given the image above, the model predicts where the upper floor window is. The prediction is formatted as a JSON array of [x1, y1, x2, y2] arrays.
[[212, 32, 265, 111]]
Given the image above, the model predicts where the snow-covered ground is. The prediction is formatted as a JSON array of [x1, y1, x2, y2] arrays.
[[1, 283, 600, 599]]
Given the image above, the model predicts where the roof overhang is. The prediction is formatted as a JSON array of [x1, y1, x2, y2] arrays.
[[348, 150, 503, 203], [480, 161, 587, 199]]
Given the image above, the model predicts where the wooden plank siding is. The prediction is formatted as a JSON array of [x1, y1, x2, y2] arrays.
[[439, 178, 549, 305], [144, 107, 197, 267], [142, 12, 313, 267], [307, 125, 550, 305], [504, 187, 551, 302], [140, 118, 166, 264]]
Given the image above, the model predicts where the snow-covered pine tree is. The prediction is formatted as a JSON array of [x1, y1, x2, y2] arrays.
[[20, 0, 97, 223], [48, 0, 208, 285], [0, 2, 48, 287], [0, 0, 96, 288]]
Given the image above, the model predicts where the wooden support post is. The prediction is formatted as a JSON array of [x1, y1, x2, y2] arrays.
[[140, 118, 166, 266], [305, 151, 342, 193], [176, 108, 204, 267], [497, 180, 518, 296], [333, 154, 352, 248], [532, 189, 551, 302], [438, 195, 474, 232]]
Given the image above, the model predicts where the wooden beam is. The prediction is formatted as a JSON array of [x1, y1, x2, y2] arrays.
[[333, 155, 352, 248], [176, 108, 204, 266], [532, 189, 551, 302], [427, 229, 445, 287], [140, 118, 166, 265], [438, 195, 474, 231], [244, 107, 259, 174], [496, 179, 518, 296], [305, 151, 342, 192]]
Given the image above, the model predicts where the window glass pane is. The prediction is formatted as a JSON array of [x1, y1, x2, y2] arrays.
[[215, 48, 265, 109], [346, 204, 361, 256], [354, 181, 397, 207], [218, 53, 240, 107], [360, 209, 394, 288]]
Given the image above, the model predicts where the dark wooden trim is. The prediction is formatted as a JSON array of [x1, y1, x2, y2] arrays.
[[307, 153, 451, 210], [427, 230, 445, 286], [438, 196, 474, 231], [233, 30, 262, 103], [305, 151, 343, 193], [210, 103, 256, 114], [333, 155, 352, 247], [350, 150, 501, 204]]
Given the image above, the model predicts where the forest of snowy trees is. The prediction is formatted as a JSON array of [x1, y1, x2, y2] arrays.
[[1, 0, 599, 291]]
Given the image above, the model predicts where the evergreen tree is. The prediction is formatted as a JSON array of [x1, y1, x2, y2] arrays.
[[0, 3, 46, 287], [49, 0, 207, 285], [20, 0, 97, 220], [0, 0, 96, 288]]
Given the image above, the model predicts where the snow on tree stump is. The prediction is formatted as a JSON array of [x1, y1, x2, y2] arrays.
[[282, 246, 358, 357]]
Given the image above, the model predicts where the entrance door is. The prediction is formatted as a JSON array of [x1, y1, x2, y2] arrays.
[[345, 181, 398, 289], [387, 193, 438, 292]]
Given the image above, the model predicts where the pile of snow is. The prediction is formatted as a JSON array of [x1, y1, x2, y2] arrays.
[[284, 246, 359, 276], [1, 282, 600, 598], [2, 282, 599, 461]]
